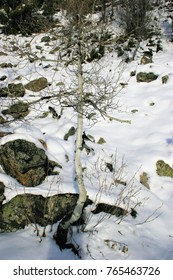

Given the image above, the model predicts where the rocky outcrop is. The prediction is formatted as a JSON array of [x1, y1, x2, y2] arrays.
[[0, 139, 49, 187], [25, 77, 48, 92]]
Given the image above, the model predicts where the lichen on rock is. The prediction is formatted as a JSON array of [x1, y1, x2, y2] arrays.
[[156, 160, 173, 178]]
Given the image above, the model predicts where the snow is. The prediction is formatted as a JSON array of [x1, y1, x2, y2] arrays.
[[0, 8, 173, 260]]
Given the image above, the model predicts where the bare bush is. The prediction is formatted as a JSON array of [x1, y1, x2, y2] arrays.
[[117, 0, 152, 38]]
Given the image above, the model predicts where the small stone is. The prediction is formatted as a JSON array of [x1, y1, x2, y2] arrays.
[[97, 137, 106, 144]]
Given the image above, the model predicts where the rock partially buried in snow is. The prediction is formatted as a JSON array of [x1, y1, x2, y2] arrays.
[[2, 101, 29, 119], [140, 51, 153, 64], [156, 160, 173, 178], [0, 139, 48, 187], [136, 72, 158, 83], [24, 77, 48, 92], [8, 83, 25, 97], [0, 193, 92, 232]]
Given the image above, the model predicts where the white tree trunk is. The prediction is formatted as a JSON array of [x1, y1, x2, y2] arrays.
[[62, 55, 87, 229], [54, 47, 87, 251]]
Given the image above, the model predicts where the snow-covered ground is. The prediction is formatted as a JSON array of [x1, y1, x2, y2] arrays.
[[0, 8, 173, 260]]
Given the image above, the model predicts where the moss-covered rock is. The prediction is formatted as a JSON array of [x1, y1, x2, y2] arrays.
[[136, 72, 158, 83], [0, 139, 48, 187], [8, 83, 25, 97], [1, 194, 45, 232], [0, 139, 62, 187], [156, 160, 173, 178], [2, 101, 29, 119], [0, 193, 86, 232], [97, 137, 106, 144]]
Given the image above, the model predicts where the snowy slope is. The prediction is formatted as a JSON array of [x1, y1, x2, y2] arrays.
[[0, 8, 173, 260]]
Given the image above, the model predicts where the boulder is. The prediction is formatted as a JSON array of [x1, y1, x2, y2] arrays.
[[25, 77, 48, 92], [0, 139, 48, 187], [136, 72, 158, 83], [0, 193, 80, 232], [0, 194, 45, 232], [2, 101, 29, 119]]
